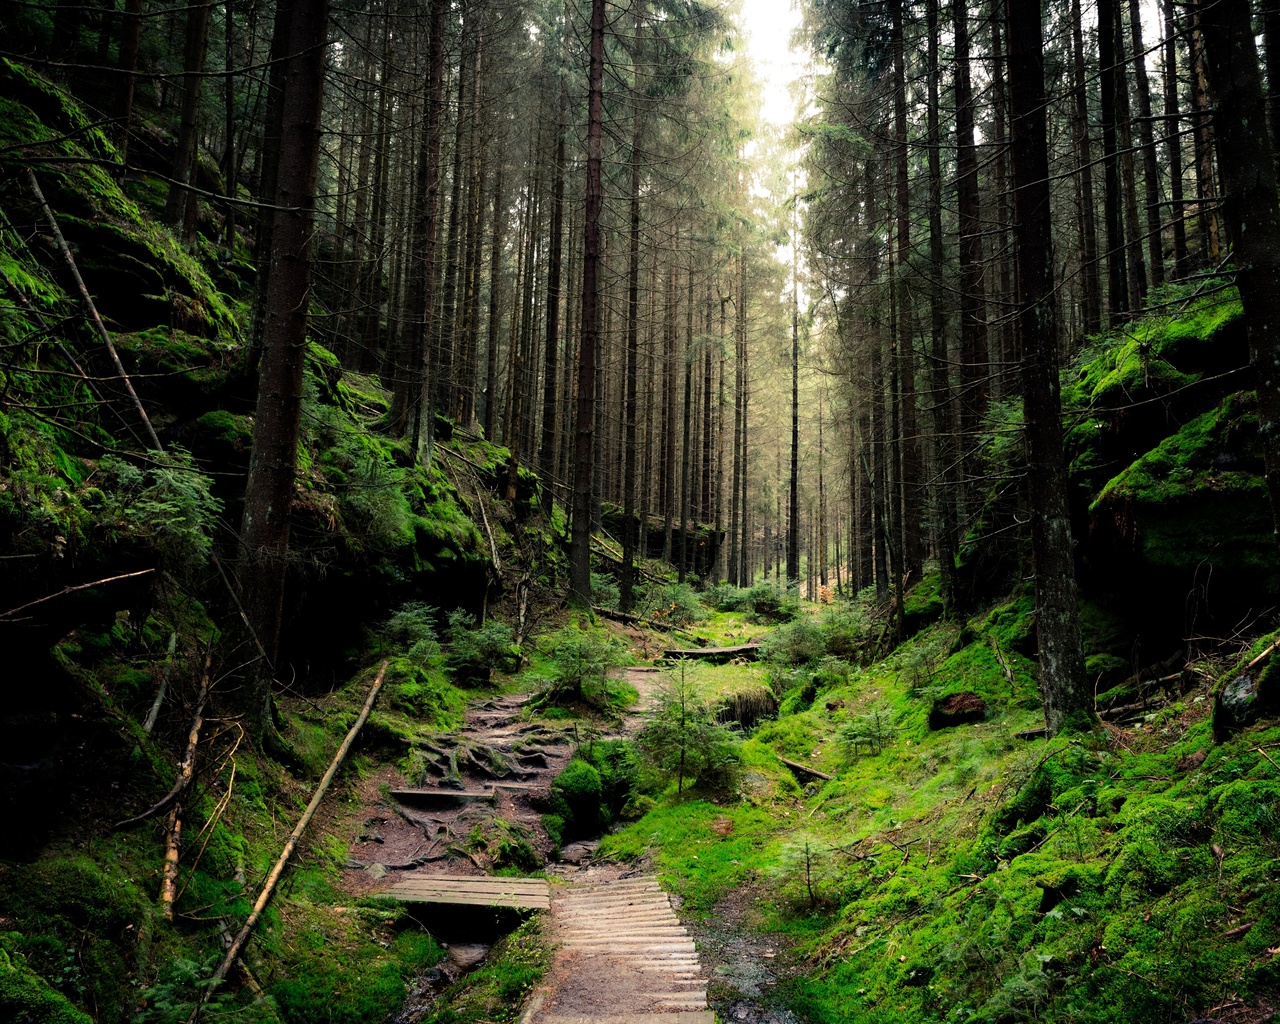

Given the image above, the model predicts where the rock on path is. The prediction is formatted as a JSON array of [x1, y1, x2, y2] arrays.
[[522, 870, 714, 1024]]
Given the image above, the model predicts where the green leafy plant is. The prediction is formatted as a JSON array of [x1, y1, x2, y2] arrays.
[[445, 610, 519, 686], [381, 602, 441, 667], [532, 623, 627, 703], [98, 449, 221, 574], [637, 666, 741, 798], [770, 832, 837, 909]]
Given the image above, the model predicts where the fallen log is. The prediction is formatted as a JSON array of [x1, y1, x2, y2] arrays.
[[778, 755, 834, 781], [662, 643, 760, 663], [161, 649, 213, 920], [191, 662, 388, 1020]]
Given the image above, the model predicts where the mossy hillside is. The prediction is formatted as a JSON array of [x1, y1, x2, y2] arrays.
[[0, 634, 478, 1024], [0, 61, 240, 342], [604, 603, 1280, 1024]]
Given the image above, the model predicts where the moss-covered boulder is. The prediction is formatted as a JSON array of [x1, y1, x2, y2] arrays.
[[1213, 634, 1280, 739], [1087, 392, 1280, 641], [1064, 294, 1248, 499]]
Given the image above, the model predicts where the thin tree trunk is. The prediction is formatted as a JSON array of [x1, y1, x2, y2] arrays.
[[1071, 0, 1102, 334], [163, 0, 214, 234], [1128, 0, 1164, 291], [1007, 0, 1091, 737], [569, 0, 604, 604], [1099, 0, 1130, 321], [1163, 0, 1191, 278]]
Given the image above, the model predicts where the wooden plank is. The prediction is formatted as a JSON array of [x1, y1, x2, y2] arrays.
[[391, 892, 550, 908], [384, 874, 551, 910], [390, 878, 548, 893]]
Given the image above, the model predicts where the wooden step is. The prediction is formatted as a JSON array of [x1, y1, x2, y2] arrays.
[[385, 874, 550, 909]]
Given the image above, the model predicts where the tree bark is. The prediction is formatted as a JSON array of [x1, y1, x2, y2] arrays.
[[1099, 0, 1130, 321], [569, 0, 604, 604], [1006, 0, 1091, 737], [1163, 0, 1191, 278], [163, 0, 215, 235], [1199, 0, 1280, 547], [236, 0, 329, 739]]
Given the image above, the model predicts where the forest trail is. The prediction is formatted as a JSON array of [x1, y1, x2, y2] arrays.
[[521, 663, 715, 1023], [522, 868, 713, 1023]]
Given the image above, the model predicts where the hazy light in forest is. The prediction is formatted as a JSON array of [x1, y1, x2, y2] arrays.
[[738, 0, 805, 127]]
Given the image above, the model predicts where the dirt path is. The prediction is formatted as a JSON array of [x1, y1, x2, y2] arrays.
[[340, 662, 724, 1022]]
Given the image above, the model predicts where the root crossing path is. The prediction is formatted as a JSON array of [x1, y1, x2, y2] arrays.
[[522, 867, 713, 1024]]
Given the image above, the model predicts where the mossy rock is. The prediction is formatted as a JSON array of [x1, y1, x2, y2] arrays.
[[1064, 294, 1248, 497], [928, 691, 987, 730], [0, 946, 92, 1024], [1087, 392, 1280, 641], [1213, 634, 1280, 739]]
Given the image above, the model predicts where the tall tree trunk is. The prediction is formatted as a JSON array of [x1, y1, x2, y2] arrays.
[[955, 0, 989, 483], [1163, 0, 1191, 277], [393, 0, 446, 443], [1199, 0, 1280, 547], [1099, 0, 1130, 322], [163, 0, 214, 235], [1264, 1, 1280, 164], [237, 0, 329, 739], [1070, 0, 1102, 334], [569, 0, 604, 604], [1189, 0, 1222, 265], [1128, 0, 1164, 291], [484, 159, 506, 440], [927, 0, 958, 614], [539, 51, 569, 515], [787, 206, 800, 586], [1006, 0, 1091, 737], [115, 0, 145, 160], [1115, 11, 1148, 311], [890, 0, 922, 579], [621, 70, 642, 609]]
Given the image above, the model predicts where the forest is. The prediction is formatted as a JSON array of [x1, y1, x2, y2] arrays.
[[2, 0, 1280, 1020]]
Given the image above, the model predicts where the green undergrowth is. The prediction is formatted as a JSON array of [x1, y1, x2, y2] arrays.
[[420, 916, 549, 1024], [604, 601, 1280, 1024]]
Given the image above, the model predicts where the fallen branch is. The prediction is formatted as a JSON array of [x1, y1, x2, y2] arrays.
[[778, 755, 834, 781], [0, 568, 155, 621], [161, 648, 213, 920], [1216, 921, 1255, 941], [192, 662, 388, 1020], [141, 632, 178, 735], [27, 168, 162, 450]]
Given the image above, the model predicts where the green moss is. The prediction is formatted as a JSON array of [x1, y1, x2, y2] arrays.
[[0, 946, 92, 1024], [422, 916, 547, 1024]]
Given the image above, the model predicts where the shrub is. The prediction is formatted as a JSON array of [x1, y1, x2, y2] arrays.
[[591, 571, 620, 610], [761, 617, 825, 667], [445, 610, 519, 686], [839, 705, 897, 757], [98, 449, 221, 575], [770, 833, 837, 909], [577, 739, 642, 823], [550, 759, 604, 839], [746, 581, 797, 622], [381, 602, 441, 667], [534, 623, 627, 703], [637, 668, 742, 799], [641, 582, 706, 626], [702, 582, 752, 612]]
